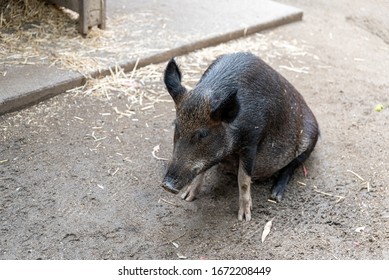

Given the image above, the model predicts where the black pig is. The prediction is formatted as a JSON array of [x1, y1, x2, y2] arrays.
[[162, 52, 319, 221]]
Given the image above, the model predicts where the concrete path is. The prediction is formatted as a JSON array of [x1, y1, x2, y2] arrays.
[[0, 0, 302, 115]]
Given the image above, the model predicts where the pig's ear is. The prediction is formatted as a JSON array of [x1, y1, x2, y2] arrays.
[[164, 58, 186, 103], [210, 89, 240, 123]]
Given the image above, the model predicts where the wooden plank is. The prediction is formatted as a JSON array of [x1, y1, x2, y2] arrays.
[[46, 0, 106, 34]]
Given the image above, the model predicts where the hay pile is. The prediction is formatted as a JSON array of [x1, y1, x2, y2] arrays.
[[1, 0, 84, 68], [1, 0, 138, 74]]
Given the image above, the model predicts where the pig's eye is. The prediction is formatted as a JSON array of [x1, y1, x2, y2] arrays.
[[191, 129, 209, 143], [198, 129, 209, 140]]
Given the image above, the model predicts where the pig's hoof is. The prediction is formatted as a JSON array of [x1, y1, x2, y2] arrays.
[[162, 180, 179, 194], [238, 199, 252, 221], [270, 187, 284, 202], [270, 192, 283, 203], [238, 208, 251, 221], [181, 186, 197, 202], [181, 191, 196, 202]]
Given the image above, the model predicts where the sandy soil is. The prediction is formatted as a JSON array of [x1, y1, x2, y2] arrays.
[[1, 0, 388, 259]]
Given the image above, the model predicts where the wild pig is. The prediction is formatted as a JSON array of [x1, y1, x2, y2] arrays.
[[162, 52, 319, 221]]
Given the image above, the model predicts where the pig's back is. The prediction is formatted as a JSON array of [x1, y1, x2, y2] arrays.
[[202, 52, 318, 179]]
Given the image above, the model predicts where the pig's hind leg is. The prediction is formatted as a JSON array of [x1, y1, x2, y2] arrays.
[[270, 149, 313, 202], [271, 122, 319, 202], [181, 172, 205, 201]]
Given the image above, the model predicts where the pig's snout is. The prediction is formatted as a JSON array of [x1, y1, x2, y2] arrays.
[[162, 177, 180, 194]]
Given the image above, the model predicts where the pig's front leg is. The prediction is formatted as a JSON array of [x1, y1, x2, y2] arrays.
[[181, 172, 205, 201], [238, 159, 253, 222]]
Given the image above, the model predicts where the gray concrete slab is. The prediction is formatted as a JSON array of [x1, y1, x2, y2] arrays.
[[0, 0, 302, 115]]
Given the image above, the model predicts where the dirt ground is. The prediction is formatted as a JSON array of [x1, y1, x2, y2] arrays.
[[1, 0, 388, 260]]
